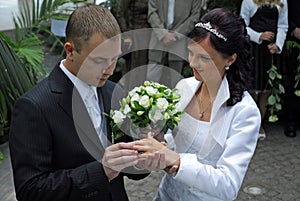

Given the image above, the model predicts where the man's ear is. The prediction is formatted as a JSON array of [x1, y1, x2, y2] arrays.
[[64, 42, 75, 61]]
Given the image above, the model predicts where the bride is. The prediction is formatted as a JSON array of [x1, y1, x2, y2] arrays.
[[133, 8, 261, 201]]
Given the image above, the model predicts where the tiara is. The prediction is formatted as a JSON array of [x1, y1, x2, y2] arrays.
[[195, 22, 227, 42]]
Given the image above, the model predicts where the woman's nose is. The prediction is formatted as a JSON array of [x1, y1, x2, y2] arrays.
[[189, 57, 197, 69]]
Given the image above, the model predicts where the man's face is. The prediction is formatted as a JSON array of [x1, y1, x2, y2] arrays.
[[73, 33, 121, 87]]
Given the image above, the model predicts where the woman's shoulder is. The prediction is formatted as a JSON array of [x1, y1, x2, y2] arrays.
[[234, 91, 259, 112]]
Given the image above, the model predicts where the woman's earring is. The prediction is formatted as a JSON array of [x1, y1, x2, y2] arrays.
[[225, 65, 230, 71]]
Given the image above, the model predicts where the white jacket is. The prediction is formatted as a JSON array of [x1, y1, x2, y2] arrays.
[[154, 77, 261, 201]]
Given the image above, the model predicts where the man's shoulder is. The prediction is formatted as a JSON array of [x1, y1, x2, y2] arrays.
[[19, 77, 51, 102]]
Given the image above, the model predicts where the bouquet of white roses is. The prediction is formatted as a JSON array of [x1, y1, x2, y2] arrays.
[[108, 81, 183, 143]]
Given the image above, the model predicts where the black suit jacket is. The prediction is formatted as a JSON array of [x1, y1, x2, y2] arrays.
[[9, 64, 146, 201]]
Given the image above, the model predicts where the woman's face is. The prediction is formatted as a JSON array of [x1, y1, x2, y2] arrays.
[[188, 37, 231, 83]]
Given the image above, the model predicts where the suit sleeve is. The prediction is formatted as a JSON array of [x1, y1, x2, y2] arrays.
[[148, 0, 169, 40], [9, 96, 112, 201], [173, 0, 201, 39]]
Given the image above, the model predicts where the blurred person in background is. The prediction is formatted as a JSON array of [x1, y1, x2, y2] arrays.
[[240, 0, 288, 137], [282, 0, 300, 137], [116, 0, 150, 81], [146, 0, 202, 87]]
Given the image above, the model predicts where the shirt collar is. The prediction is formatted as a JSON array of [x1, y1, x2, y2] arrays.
[[59, 59, 98, 100]]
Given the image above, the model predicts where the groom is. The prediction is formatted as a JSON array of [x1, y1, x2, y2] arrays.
[[9, 5, 154, 201]]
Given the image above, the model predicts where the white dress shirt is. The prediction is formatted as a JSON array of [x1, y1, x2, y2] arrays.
[[154, 77, 261, 201], [167, 0, 175, 30]]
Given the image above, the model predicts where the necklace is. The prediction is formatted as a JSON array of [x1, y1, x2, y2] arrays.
[[195, 85, 211, 119]]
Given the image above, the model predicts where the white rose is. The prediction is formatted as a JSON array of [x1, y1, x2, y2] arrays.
[[129, 87, 141, 97], [145, 86, 158, 96], [130, 93, 140, 109], [123, 104, 131, 115], [139, 95, 150, 108], [112, 110, 125, 125], [164, 88, 171, 96], [131, 93, 140, 102], [156, 98, 169, 111], [149, 107, 164, 123]]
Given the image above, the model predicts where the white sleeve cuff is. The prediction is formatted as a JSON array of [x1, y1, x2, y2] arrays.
[[247, 27, 262, 44], [173, 153, 199, 186]]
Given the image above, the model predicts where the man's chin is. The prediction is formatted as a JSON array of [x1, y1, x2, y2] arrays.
[[97, 79, 107, 87]]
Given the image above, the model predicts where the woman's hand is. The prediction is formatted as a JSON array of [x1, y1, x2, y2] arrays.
[[259, 31, 275, 42], [135, 152, 166, 171], [268, 43, 279, 54], [133, 135, 180, 170]]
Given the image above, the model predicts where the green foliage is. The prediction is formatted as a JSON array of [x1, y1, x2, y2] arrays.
[[286, 40, 300, 97], [2, 0, 71, 78], [0, 151, 4, 165], [0, 35, 35, 145], [266, 64, 285, 122], [0, 36, 35, 111], [0, 90, 8, 135], [99, 0, 119, 16]]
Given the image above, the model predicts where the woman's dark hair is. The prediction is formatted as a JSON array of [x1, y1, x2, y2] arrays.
[[190, 8, 252, 106]]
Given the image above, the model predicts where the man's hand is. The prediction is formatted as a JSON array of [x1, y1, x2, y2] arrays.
[[123, 37, 133, 50], [102, 142, 138, 181], [162, 32, 177, 45]]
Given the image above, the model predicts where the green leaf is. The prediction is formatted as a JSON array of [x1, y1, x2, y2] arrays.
[[278, 84, 285, 93], [269, 71, 276, 80], [0, 151, 4, 165], [276, 74, 282, 79], [275, 103, 282, 110], [114, 132, 124, 140], [268, 115, 278, 122], [295, 90, 300, 97], [267, 95, 276, 105]]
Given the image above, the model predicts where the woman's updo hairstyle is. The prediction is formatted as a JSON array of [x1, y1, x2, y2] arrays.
[[190, 8, 252, 106]]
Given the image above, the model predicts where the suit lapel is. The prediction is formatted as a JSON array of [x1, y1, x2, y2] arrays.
[[49, 65, 105, 158], [49, 64, 74, 120]]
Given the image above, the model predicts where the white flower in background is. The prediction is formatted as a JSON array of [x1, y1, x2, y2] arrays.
[[139, 95, 150, 108], [112, 110, 125, 125], [145, 86, 158, 96], [156, 98, 169, 111]]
